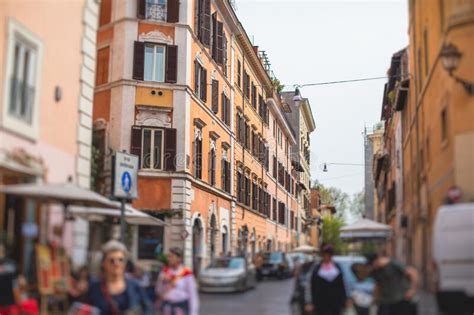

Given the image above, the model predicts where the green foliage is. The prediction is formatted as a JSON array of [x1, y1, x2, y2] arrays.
[[272, 78, 285, 94], [156, 252, 168, 265], [349, 189, 365, 219], [322, 216, 347, 255]]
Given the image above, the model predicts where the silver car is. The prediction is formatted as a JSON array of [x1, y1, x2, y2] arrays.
[[199, 256, 257, 293]]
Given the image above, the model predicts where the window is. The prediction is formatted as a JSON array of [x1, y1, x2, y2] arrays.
[[272, 156, 277, 178], [96, 47, 110, 85], [237, 170, 243, 202], [237, 61, 242, 88], [211, 79, 219, 113], [195, 0, 211, 46], [131, 125, 176, 171], [272, 198, 277, 221], [144, 44, 165, 82], [252, 181, 258, 210], [209, 141, 216, 186], [138, 214, 165, 259], [278, 202, 286, 225], [441, 108, 448, 143], [211, 12, 225, 65], [193, 128, 203, 179], [237, 114, 244, 144], [243, 71, 250, 98], [141, 128, 164, 169], [221, 93, 231, 126], [221, 150, 231, 193], [244, 175, 251, 206], [137, 0, 179, 22], [194, 61, 207, 102], [133, 42, 177, 83], [251, 83, 257, 108], [146, 0, 167, 21], [244, 121, 251, 150], [8, 33, 38, 124]]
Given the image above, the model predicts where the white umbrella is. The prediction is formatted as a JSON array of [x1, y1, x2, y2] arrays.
[[293, 244, 318, 253], [69, 204, 167, 226], [340, 218, 392, 240], [0, 182, 118, 208]]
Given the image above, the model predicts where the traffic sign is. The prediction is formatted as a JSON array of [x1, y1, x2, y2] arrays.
[[113, 152, 138, 199]]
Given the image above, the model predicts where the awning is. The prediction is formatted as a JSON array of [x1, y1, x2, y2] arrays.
[[0, 150, 44, 177], [340, 218, 392, 241], [293, 244, 318, 253], [70, 204, 167, 226], [0, 182, 119, 209]]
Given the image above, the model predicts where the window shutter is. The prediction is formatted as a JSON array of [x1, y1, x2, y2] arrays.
[[194, 61, 200, 94], [216, 21, 224, 65], [222, 35, 228, 74], [130, 126, 142, 167], [164, 128, 177, 171], [167, 0, 179, 22], [211, 13, 218, 60], [133, 41, 145, 80], [201, 68, 207, 102], [211, 80, 219, 113], [221, 93, 226, 122], [201, 0, 211, 47], [137, 0, 146, 19], [165, 45, 178, 83]]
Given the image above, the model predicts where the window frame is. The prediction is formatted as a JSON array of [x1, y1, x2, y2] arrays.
[[145, 0, 168, 22], [140, 127, 165, 170], [2, 18, 43, 140], [144, 43, 166, 83]]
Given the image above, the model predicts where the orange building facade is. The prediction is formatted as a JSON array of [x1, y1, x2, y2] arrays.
[[93, 0, 300, 271]]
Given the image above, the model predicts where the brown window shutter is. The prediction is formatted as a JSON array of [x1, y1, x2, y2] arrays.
[[211, 80, 219, 113], [137, 0, 146, 19], [222, 34, 227, 74], [130, 126, 142, 167], [167, 0, 179, 22], [201, 0, 211, 46], [165, 45, 178, 83], [216, 21, 224, 65], [201, 68, 207, 102], [211, 13, 218, 60], [194, 61, 200, 94], [133, 41, 145, 80], [163, 128, 177, 171]]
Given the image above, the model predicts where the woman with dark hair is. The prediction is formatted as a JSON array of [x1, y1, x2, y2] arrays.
[[87, 240, 153, 315], [304, 244, 348, 315], [155, 247, 199, 315]]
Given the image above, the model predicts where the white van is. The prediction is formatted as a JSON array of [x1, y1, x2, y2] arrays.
[[432, 203, 474, 314]]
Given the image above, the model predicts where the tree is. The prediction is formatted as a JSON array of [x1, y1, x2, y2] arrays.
[[313, 180, 350, 220], [349, 189, 365, 220], [321, 216, 347, 255]]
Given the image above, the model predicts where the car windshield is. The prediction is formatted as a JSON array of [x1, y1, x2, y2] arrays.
[[264, 252, 283, 263], [208, 257, 245, 269], [336, 260, 374, 293]]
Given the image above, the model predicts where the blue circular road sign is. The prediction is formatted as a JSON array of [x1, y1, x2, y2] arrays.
[[121, 171, 132, 193]]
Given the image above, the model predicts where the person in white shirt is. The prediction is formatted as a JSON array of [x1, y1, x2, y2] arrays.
[[155, 247, 199, 315]]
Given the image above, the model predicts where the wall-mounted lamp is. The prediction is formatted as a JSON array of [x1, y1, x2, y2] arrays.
[[440, 43, 474, 96], [293, 87, 303, 104]]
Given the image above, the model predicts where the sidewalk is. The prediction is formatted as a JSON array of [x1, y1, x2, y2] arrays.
[[418, 290, 438, 315]]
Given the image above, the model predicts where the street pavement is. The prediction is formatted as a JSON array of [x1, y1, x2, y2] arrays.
[[200, 278, 294, 315], [200, 279, 438, 315]]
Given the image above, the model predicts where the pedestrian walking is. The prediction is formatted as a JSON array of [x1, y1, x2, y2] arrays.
[[87, 240, 153, 315], [254, 252, 264, 281], [155, 247, 199, 315], [304, 244, 348, 315], [365, 252, 418, 315]]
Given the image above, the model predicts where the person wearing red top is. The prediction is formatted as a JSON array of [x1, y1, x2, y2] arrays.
[[156, 247, 199, 315]]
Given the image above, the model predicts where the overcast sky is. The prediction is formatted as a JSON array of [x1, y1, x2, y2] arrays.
[[235, 0, 408, 196]]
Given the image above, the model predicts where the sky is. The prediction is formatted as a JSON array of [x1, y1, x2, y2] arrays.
[[235, 0, 409, 196]]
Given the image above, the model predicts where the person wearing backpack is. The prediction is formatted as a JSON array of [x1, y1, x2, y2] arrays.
[[365, 253, 419, 315]]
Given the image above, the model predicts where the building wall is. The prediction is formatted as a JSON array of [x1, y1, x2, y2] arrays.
[[404, 0, 474, 288], [0, 0, 98, 266]]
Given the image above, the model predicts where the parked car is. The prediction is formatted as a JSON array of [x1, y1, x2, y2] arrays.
[[289, 255, 374, 315], [199, 256, 257, 293], [433, 203, 474, 315], [260, 252, 292, 279]]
